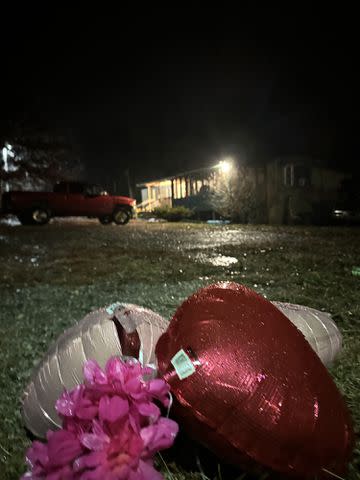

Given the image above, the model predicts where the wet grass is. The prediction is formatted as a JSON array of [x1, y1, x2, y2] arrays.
[[0, 220, 359, 479]]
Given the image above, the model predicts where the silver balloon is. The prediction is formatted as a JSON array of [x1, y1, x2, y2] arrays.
[[273, 301, 342, 367], [22, 303, 168, 438]]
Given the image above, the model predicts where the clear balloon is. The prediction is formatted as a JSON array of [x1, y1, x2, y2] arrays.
[[273, 301, 342, 366], [22, 303, 168, 438]]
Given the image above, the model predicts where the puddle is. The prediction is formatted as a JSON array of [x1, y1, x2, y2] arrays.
[[194, 253, 238, 267]]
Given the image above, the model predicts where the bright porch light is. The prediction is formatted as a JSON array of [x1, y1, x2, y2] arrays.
[[218, 159, 233, 174]]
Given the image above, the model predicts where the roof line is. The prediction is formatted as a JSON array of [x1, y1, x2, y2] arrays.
[[136, 165, 217, 187]]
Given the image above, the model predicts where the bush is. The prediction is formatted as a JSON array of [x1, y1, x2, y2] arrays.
[[153, 205, 194, 222]]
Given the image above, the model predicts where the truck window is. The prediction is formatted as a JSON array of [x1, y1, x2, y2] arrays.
[[85, 184, 107, 196]]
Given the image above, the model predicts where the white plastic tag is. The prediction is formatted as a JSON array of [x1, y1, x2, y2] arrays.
[[106, 302, 122, 315], [171, 349, 196, 380]]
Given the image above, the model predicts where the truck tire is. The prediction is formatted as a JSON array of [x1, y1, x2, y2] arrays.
[[31, 207, 50, 225], [99, 215, 112, 225], [113, 207, 130, 225]]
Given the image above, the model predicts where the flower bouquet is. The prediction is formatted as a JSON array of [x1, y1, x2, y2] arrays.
[[22, 357, 178, 480]]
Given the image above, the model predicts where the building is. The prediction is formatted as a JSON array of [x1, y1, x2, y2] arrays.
[[136, 157, 349, 224], [266, 156, 348, 223], [136, 165, 218, 215]]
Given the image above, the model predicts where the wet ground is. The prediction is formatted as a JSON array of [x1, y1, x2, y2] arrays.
[[0, 219, 359, 478]]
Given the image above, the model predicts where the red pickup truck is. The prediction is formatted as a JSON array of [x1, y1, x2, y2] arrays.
[[1, 182, 136, 225]]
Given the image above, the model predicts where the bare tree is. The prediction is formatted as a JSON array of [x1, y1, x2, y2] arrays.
[[211, 166, 264, 223]]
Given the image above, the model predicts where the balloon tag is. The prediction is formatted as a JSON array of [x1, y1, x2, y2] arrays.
[[106, 302, 122, 315], [171, 349, 196, 380]]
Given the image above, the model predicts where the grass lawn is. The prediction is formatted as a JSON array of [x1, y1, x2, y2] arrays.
[[0, 220, 359, 479]]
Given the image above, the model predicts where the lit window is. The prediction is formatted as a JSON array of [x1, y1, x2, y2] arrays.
[[181, 178, 186, 198]]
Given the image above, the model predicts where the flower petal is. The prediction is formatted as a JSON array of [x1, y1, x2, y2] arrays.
[[105, 357, 125, 383], [99, 395, 129, 423], [137, 402, 160, 420], [78, 467, 105, 480], [147, 379, 170, 407], [135, 459, 163, 480], [148, 379, 169, 396], [141, 418, 178, 455], [80, 433, 108, 451], [76, 403, 98, 420], [25, 440, 48, 469], [47, 465, 74, 480], [84, 360, 108, 385], [55, 391, 75, 417], [125, 377, 142, 395], [47, 430, 83, 467], [73, 451, 105, 472]]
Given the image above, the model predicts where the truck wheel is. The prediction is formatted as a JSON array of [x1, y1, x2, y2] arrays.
[[99, 215, 112, 225], [31, 207, 50, 225], [113, 207, 130, 225]]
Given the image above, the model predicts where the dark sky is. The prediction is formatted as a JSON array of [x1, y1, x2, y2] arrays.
[[1, 6, 358, 188]]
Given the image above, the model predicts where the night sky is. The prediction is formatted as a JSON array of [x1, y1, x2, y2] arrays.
[[1, 6, 358, 190]]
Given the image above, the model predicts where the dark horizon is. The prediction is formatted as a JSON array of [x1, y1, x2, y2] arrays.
[[1, 7, 358, 190]]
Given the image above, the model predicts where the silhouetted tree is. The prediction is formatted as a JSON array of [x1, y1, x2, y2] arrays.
[[1, 129, 83, 192]]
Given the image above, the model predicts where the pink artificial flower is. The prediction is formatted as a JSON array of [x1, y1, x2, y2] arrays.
[[141, 418, 179, 457], [74, 421, 162, 480], [84, 358, 170, 407], [146, 380, 170, 408], [22, 441, 48, 479], [22, 429, 83, 480], [83, 360, 108, 385], [22, 357, 178, 480], [99, 395, 129, 423], [80, 358, 171, 433], [56, 385, 98, 421]]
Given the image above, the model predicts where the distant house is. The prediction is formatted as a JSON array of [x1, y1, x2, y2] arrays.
[[136, 157, 349, 224], [264, 156, 349, 223], [136, 165, 218, 216]]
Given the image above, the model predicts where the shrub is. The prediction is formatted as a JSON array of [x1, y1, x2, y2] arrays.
[[153, 205, 193, 222]]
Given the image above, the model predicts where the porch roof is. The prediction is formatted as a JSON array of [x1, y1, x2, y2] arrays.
[[136, 165, 216, 188]]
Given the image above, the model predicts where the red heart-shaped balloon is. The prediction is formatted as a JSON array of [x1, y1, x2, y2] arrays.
[[155, 282, 354, 478]]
